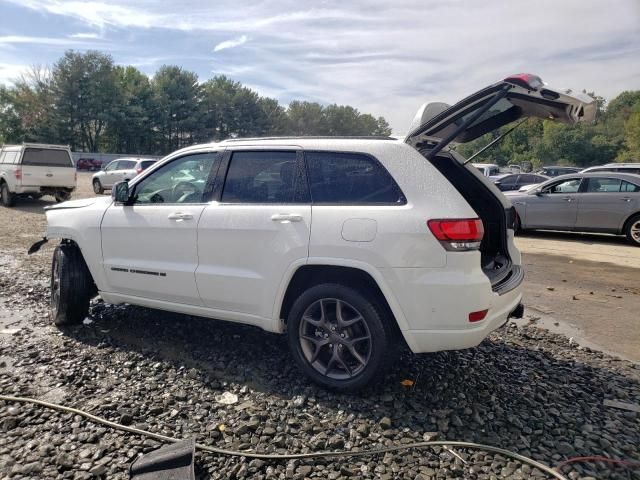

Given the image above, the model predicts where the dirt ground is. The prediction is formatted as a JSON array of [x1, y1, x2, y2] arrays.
[[1, 172, 639, 362]]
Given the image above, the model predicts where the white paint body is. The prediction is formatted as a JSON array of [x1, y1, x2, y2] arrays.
[[44, 138, 522, 353]]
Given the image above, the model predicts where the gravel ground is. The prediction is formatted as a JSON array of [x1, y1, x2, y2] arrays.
[[1, 248, 639, 480]]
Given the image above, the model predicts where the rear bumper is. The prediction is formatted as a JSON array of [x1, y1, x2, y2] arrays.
[[380, 256, 524, 354]]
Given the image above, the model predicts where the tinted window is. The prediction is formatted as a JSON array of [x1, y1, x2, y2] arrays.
[[222, 151, 304, 203], [500, 175, 518, 185], [586, 178, 622, 192], [545, 178, 581, 194], [21, 148, 73, 167], [306, 151, 405, 204], [119, 160, 137, 169], [133, 153, 219, 204], [621, 181, 640, 192], [140, 161, 156, 170]]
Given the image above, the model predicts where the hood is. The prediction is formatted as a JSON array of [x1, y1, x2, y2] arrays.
[[44, 197, 111, 211]]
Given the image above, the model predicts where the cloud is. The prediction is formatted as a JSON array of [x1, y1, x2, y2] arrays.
[[213, 35, 248, 52], [69, 32, 101, 39], [0, 62, 29, 84], [1, 0, 639, 132]]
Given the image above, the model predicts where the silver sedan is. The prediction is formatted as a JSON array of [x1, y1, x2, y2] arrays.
[[505, 172, 640, 246]]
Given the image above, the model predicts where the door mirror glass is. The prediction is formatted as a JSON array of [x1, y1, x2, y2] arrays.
[[112, 181, 130, 203]]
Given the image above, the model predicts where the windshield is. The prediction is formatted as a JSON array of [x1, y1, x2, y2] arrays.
[[21, 148, 73, 167]]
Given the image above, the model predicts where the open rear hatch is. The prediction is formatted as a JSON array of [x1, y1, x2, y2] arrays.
[[405, 74, 596, 291]]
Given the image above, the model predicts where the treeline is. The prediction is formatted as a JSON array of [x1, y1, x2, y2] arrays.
[[457, 90, 640, 168], [0, 50, 391, 155]]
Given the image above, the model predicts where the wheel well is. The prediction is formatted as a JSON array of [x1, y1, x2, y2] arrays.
[[622, 211, 640, 234], [60, 239, 98, 296], [280, 265, 403, 341]]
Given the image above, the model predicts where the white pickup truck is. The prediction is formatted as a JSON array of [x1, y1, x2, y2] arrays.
[[0, 143, 76, 207]]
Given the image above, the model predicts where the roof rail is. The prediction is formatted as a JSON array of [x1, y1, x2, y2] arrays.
[[221, 136, 395, 143]]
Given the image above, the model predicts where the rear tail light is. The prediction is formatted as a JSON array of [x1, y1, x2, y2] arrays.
[[427, 218, 484, 251], [468, 309, 488, 322], [504, 73, 543, 91], [14, 168, 22, 181]]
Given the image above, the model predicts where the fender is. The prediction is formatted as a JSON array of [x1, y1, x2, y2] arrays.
[[271, 257, 411, 337]]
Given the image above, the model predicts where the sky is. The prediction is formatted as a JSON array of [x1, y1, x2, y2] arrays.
[[0, 0, 639, 133]]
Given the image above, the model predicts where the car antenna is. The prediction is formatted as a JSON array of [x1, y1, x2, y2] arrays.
[[463, 118, 528, 165]]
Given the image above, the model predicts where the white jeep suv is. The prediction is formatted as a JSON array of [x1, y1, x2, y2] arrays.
[[33, 75, 595, 390]]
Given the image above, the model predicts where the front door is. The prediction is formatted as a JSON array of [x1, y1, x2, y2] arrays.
[[101, 151, 221, 304], [524, 177, 582, 229], [196, 149, 311, 324]]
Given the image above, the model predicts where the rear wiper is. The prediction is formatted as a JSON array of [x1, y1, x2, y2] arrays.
[[463, 118, 528, 165]]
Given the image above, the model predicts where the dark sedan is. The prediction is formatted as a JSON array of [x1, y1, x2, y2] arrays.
[[492, 173, 549, 191]]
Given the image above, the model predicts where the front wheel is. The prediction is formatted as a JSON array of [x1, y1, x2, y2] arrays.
[[287, 283, 392, 391], [54, 191, 71, 203], [625, 214, 640, 247], [50, 244, 92, 326], [1, 182, 15, 207]]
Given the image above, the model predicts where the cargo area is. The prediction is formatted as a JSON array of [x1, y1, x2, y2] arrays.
[[423, 152, 515, 289]]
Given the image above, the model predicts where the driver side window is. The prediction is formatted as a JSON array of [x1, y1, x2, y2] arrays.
[[132, 152, 220, 204], [544, 178, 581, 194], [105, 161, 118, 171]]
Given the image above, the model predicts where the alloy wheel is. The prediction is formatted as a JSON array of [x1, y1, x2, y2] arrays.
[[298, 298, 372, 380], [631, 220, 640, 243]]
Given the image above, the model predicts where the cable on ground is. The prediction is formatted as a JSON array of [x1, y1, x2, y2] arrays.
[[1, 394, 571, 479]]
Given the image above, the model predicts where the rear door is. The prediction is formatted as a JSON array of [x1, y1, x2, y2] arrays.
[[524, 177, 582, 229], [196, 149, 311, 325], [405, 74, 596, 151], [20, 147, 75, 187], [575, 177, 635, 232]]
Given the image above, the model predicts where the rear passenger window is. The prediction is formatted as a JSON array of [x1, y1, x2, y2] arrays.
[[305, 151, 405, 204], [586, 178, 622, 192], [621, 181, 640, 192], [222, 151, 306, 203], [119, 160, 137, 169]]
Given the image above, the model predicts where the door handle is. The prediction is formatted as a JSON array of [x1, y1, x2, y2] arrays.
[[168, 212, 193, 220], [561, 197, 573, 202], [621, 197, 631, 202], [271, 213, 303, 223]]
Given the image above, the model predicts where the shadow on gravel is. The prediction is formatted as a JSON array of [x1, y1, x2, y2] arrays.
[[50, 301, 640, 479]]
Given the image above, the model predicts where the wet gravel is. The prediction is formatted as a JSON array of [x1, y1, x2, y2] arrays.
[[1, 251, 639, 479]]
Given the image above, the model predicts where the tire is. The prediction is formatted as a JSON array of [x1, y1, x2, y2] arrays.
[[92, 179, 104, 195], [624, 213, 640, 247], [50, 244, 92, 326], [287, 283, 392, 391], [1, 182, 15, 207], [54, 191, 71, 203]]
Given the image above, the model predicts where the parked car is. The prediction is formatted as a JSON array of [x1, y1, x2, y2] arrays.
[[76, 158, 103, 171], [473, 163, 500, 177], [507, 164, 522, 174], [34, 73, 596, 390], [492, 173, 549, 192], [508, 172, 640, 245], [92, 158, 157, 194], [581, 163, 640, 175], [535, 166, 581, 177], [0, 143, 76, 206]]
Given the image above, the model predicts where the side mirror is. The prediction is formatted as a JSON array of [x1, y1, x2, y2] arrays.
[[112, 181, 131, 204], [531, 187, 543, 196]]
